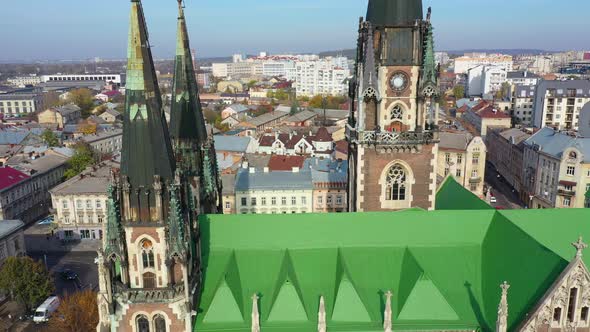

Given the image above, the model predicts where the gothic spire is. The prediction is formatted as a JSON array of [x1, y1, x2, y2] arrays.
[[121, 0, 175, 221], [366, 0, 423, 27], [422, 20, 438, 87], [496, 281, 510, 332], [170, 0, 208, 144], [362, 23, 380, 102]]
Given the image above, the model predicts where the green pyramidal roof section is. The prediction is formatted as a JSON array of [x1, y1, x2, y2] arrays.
[[398, 273, 459, 320], [196, 209, 590, 331], [202, 279, 243, 323], [169, 1, 207, 143], [436, 176, 492, 210], [366, 0, 423, 26], [121, 0, 174, 190]]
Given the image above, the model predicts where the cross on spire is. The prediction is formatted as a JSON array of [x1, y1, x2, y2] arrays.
[[573, 236, 588, 258]]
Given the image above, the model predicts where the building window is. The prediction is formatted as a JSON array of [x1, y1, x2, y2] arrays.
[[327, 195, 333, 205], [80, 230, 90, 239], [76, 200, 82, 209], [582, 307, 589, 322], [154, 315, 167, 332], [86, 200, 92, 209], [336, 196, 343, 205], [567, 288, 578, 322], [553, 307, 562, 323], [142, 272, 156, 289], [318, 196, 323, 204], [445, 153, 451, 164], [385, 165, 407, 201], [281, 197, 287, 205], [563, 197, 571, 207], [136, 315, 150, 332], [251, 197, 257, 206], [456, 169, 462, 177], [291, 197, 296, 205], [261, 197, 267, 206], [471, 170, 478, 178], [472, 153, 480, 165], [225, 202, 231, 209], [141, 239, 155, 268], [567, 166, 575, 176], [470, 183, 477, 191], [444, 167, 449, 176], [241, 197, 247, 206], [62, 200, 68, 209], [96, 200, 102, 209], [457, 154, 463, 164], [98, 216, 104, 223], [272, 197, 277, 206]]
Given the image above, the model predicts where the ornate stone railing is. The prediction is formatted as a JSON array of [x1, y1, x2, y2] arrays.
[[114, 282, 185, 303], [346, 125, 436, 146]]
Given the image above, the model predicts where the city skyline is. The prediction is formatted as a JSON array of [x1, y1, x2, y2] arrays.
[[1, 0, 589, 62]]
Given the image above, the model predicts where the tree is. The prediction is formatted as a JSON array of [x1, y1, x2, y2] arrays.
[[203, 109, 218, 124], [78, 123, 97, 135], [453, 85, 465, 100], [48, 290, 98, 332], [0, 256, 54, 312], [66, 88, 95, 118], [64, 142, 96, 180], [41, 129, 59, 147]]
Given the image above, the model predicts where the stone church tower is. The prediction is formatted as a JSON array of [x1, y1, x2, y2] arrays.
[[348, 0, 440, 211], [96, 1, 219, 331]]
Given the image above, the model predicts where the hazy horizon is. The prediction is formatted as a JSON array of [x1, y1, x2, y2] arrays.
[[1, 0, 589, 62]]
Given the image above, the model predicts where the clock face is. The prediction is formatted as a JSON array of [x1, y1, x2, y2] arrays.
[[389, 72, 409, 92]]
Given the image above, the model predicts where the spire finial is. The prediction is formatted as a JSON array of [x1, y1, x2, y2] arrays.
[[496, 281, 510, 332], [384, 290, 393, 332], [573, 236, 588, 258], [318, 296, 326, 332], [251, 293, 260, 332]]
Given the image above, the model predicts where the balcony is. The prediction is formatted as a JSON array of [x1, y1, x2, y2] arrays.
[[113, 282, 185, 303], [558, 189, 575, 196], [346, 125, 436, 146], [469, 177, 482, 184]]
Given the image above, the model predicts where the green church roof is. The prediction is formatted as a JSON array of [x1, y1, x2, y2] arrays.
[[366, 0, 423, 27], [195, 208, 590, 331], [436, 176, 493, 210]]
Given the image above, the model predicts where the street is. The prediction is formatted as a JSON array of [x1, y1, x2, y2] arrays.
[[484, 161, 525, 209]]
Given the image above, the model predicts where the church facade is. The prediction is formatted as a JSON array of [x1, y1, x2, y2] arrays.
[[347, 0, 440, 211]]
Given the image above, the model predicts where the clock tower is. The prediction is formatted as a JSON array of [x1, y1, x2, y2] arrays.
[[347, 0, 440, 211]]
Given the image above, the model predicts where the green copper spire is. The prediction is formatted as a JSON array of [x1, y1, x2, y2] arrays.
[[104, 184, 124, 259], [422, 23, 437, 86], [121, 0, 175, 222], [166, 180, 187, 260], [170, 0, 207, 143], [366, 0, 423, 26]]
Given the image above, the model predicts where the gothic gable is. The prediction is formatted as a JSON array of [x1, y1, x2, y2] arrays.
[[519, 239, 590, 331]]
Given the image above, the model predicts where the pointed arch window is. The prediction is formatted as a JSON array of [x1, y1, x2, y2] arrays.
[[154, 314, 167, 332], [141, 239, 155, 268], [142, 272, 156, 289], [385, 165, 407, 201], [567, 288, 578, 322], [136, 315, 150, 332], [390, 105, 403, 121]]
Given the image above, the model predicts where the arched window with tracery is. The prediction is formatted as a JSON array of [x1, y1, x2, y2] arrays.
[[385, 164, 407, 201], [141, 239, 155, 268], [390, 105, 403, 121], [386, 105, 404, 132], [136, 315, 150, 332], [142, 272, 156, 289], [154, 315, 167, 332]]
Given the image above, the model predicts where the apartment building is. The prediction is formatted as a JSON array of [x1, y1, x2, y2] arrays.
[[37, 104, 82, 128], [79, 128, 123, 155], [7, 75, 42, 87], [523, 127, 590, 209], [0, 89, 40, 116], [294, 57, 350, 97], [49, 162, 115, 241], [511, 85, 536, 125], [0, 220, 25, 266], [437, 132, 487, 196], [40, 74, 122, 84], [309, 158, 348, 213], [532, 80, 590, 130], [462, 104, 512, 136], [467, 65, 507, 96], [506, 71, 540, 86]]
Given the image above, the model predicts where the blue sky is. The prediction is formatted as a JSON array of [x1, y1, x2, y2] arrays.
[[0, 0, 589, 61]]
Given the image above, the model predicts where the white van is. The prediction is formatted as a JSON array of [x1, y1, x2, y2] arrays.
[[33, 296, 60, 323]]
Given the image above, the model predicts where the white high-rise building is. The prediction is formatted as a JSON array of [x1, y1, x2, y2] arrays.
[[294, 57, 350, 97], [454, 54, 513, 75], [467, 65, 507, 97]]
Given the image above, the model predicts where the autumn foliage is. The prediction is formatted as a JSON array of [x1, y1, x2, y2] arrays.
[[48, 290, 99, 332]]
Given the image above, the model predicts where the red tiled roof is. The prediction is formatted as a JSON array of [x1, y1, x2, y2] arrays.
[[267, 155, 306, 171], [478, 106, 511, 119], [103, 91, 120, 97], [0, 166, 30, 191], [457, 105, 469, 113], [312, 127, 332, 142], [471, 100, 491, 112], [335, 140, 348, 153]]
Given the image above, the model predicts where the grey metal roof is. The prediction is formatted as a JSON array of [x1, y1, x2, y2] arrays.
[[54, 104, 81, 116], [221, 174, 236, 195], [306, 158, 348, 184], [285, 110, 317, 123], [497, 128, 531, 145], [50, 162, 114, 195], [214, 135, 253, 153], [235, 168, 312, 191], [514, 84, 536, 98], [438, 132, 474, 151], [525, 127, 590, 163], [0, 220, 25, 240], [245, 111, 288, 127], [0, 131, 28, 145]]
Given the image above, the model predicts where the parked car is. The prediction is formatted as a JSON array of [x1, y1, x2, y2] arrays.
[[33, 296, 60, 323], [60, 269, 78, 280], [490, 196, 497, 204]]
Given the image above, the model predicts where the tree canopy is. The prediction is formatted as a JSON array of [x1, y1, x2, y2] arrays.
[[65, 89, 95, 118], [453, 85, 465, 100], [308, 95, 347, 109], [48, 290, 98, 332], [0, 256, 54, 312], [64, 142, 96, 180], [41, 129, 59, 147]]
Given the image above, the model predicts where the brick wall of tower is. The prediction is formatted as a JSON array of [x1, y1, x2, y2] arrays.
[[359, 144, 436, 211], [117, 303, 186, 332]]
